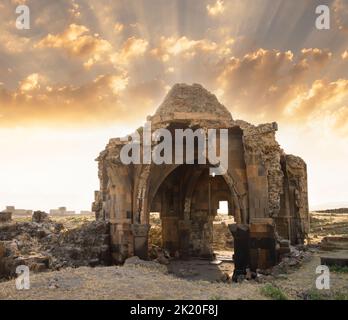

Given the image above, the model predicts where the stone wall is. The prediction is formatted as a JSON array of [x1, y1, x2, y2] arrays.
[[236, 120, 284, 219], [93, 83, 309, 263]]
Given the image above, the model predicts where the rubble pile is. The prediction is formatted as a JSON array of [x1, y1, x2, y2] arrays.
[[0, 217, 111, 279], [262, 245, 313, 278], [213, 221, 234, 251], [47, 220, 111, 269], [32, 211, 49, 223]]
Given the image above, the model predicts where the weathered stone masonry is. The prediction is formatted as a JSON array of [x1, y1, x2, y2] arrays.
[[93, 83, 309, 264]]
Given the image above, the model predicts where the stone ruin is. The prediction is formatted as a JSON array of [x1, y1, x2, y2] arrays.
[[0, 211, 12, 223], [32, 211, 49, 223], [93, 83, 309, 275], [0, 211, 110, 279]]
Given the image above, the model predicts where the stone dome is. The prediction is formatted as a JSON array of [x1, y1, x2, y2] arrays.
[[151, 83, 233, 123]]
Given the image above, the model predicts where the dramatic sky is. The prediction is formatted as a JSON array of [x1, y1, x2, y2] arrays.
[[0, 0, 348, 211]]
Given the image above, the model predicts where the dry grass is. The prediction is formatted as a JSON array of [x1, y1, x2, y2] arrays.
[[1, 211, 347, 300], [0, 265, 264, 300], [309, 212, 348, 244]]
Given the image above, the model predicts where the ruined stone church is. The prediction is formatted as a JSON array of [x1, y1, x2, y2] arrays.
[[93, 83, 309, 265]]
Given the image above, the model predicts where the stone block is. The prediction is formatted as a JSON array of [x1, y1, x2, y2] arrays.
[[32, 211, 49, 223], [0, 212, 12, 223]]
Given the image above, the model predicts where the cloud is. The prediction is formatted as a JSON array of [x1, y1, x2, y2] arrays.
[[110, 37, 148, 66], [19, 73, 41, 92], [216, 48, 348, 135], [113, 23, 124, 33], [301, 48, 332, 65], [218, 49, 305, 117], [333, 0, 348, 31], [151, 36, 224, 62], [0, 73, 131, 126], [0, 72, 168, 127], [207, 0, 225, 16], [36, 24, 148, 69], [36, 24, 112, 68], [0, 31, 31, 53], [288, 79, 348, 120]]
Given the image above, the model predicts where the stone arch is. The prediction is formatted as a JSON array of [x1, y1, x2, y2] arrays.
[[138, 161, 246, 226]]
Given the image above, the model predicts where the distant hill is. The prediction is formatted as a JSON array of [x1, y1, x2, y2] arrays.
[[310, 202, 348, 211], [316, 208, 348, 214]]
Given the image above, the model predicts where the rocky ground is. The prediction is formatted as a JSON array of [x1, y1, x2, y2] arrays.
[[0, 264, 264, 300], [309, 212, 348, 243], [0, 250, 347, 300], [0, 213, 110, 278], [0, 212, 347, 300]]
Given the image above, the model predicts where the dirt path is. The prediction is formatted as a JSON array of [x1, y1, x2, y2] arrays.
[[0, 264, 264, 300], [272, 252, 348, 299], [1, 251, 347, 300]]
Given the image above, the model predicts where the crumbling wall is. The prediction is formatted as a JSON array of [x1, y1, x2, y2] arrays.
[[282, 154, 309, 244], [93, 83, 309, 263], [236, 120, 284, 218]]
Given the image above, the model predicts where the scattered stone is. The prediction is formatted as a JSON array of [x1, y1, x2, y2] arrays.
[[48, 278, 60, 289], [320, 236, 348, 251], [320, 251, 348, 267], [124, 256, 167, 272], [0, 219, 111, 279], [32, 211, 49, 223], [156, 253, 169, 265]]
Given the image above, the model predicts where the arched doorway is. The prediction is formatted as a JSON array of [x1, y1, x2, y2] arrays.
[[148, 163, 239, 259]]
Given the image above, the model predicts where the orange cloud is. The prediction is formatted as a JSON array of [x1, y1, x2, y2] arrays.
[[151, 36, 220, 62], [216, 48, 348, 135], [333, 0, 348, 32], [301, 48, 332, 65], [0, 73, 130, 126], [207, 0, 225, 16], [0, 72, 168, 128], [287, 79, 348, 119], [19, 73, 41, 92], [0, 31, 31, 53], [110, 37, 148, 66], [113, 23, 124, 33], [36, 24, 112, 68]]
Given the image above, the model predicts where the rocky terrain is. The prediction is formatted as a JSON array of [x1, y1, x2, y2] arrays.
[[0, 213, 110, 279], [0, 212, 347, 300], [0, 249, 347, 300]]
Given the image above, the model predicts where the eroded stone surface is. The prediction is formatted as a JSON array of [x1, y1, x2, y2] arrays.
[[0, 220, 110, 279], [93, 83, 309, 265]]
